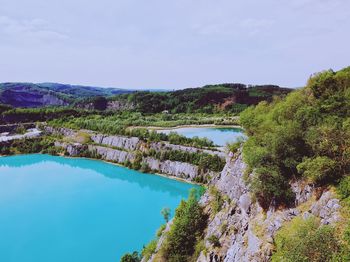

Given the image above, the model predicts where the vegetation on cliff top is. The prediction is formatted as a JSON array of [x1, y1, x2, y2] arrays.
[[241, 67, 350, 209]]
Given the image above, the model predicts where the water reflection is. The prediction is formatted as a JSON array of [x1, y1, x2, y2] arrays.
[[0, 154, 197, 197]]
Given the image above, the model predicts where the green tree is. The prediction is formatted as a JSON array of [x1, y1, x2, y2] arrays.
[[120, 251, 141, 262], [160, 189, 207, 261], [161, 207, 171, 223]]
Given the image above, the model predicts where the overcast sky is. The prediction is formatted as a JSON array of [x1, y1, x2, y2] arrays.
[[0, 0, 349, 89]]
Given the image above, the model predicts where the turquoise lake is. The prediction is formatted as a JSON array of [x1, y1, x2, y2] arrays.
[[158, 127, 245, 146], [0, 154, 197, 262]]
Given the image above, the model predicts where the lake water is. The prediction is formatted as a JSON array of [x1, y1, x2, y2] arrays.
[[158, 127, 245, 146], [0, 154, 197, 262]]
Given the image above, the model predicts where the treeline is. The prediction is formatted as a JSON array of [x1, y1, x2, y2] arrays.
[[109, 84, 291, 114], [0, 106, 113, 124], [0, 137, 62, 155], [241, 67, 350, 209]]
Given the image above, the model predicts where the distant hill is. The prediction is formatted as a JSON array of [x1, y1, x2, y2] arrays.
[[0, 82, 292, 112], [110, 83, 293, 114], [0, 82, 135, 108]]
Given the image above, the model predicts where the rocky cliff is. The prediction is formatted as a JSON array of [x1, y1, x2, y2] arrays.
[[200, 153, 342, 261], [148, 150, 344, 262]]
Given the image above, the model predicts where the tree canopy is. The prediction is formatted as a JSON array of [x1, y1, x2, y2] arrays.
[[241, 67, 350, 209]]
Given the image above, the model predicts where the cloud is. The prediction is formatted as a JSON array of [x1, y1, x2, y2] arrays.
[[0, 16, 69, 44]]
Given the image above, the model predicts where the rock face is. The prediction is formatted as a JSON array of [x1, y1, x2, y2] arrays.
[[43, 126, 78, 137], [145, 157, 200, 180], [107, 100, 135, 111], [0, 123, 36, 133], [91, 134, 140, 151], [194, 151, 343, 262], [149, 142, 226, 158], [90, 145, 136, 163]]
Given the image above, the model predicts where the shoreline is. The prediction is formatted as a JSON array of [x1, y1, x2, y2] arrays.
[[0, 152, 202, 186]]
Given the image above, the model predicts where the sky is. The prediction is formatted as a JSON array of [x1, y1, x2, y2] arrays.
[[0, 0, 349, 90]]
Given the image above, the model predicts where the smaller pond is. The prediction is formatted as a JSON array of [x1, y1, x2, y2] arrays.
[[157, 127, 245, 146]]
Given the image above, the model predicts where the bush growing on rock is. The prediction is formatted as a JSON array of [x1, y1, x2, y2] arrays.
[[272, 217, 342, 262]]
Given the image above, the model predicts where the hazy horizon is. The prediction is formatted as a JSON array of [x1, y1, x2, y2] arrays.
[[0, 0, 349, 89]]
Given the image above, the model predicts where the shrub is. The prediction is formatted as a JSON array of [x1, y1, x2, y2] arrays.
[[141, 240, 157, 261], [120, 251, 141, 262], [297, 156, 337, 184], [209, 187, 224, 214], [272, 217, 341, 262], [160, 189, 207, 261], [337, 176, 350, 200], [161, 207, 171, 223], [140, 162, 150, 173], [207, 235, 221, 248]]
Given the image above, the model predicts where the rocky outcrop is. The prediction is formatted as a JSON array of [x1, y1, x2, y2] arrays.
[[0, 128, 42, 143], [149, 142, 225, 158], [91, 134, 140, 151], [0, 88, 68, 108], [107, 100, 135, 111], [54, 141, 87, 156], [145, 157, 200, 180], [44, 126, 79, 137], [89, 145, 136, 163]]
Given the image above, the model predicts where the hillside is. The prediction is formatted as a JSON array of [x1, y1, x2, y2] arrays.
[[0, 82, 134, 108], [103, 84, 292, 114], [0, 82, 292, 112]]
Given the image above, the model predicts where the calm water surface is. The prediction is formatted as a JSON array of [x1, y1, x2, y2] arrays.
[[0, 154, 197, 262], [158, 127, 245, 146]]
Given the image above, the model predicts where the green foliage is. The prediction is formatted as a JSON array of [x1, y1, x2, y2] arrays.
[[140, 162, 150, 173], [207, 235, 221, 248], [157, 224, 166, 238], [15, 124, 26, 134], [120, 251, 141, 262], [161, 207, 171, 223], [337, 176, 350, 200], [0, 137, 61, 156], [272, 217, 342, 262], [141, 240, 157, 261], [113, 84, 290, 114], [193, 240, 206, 260], [226, 139, 244, 154], [0, 107, 105, 124], [241, 67, 350, 209], [209, 187, 224, 214], [297, 156, 336, 184], [160, 189, 207, 261]]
